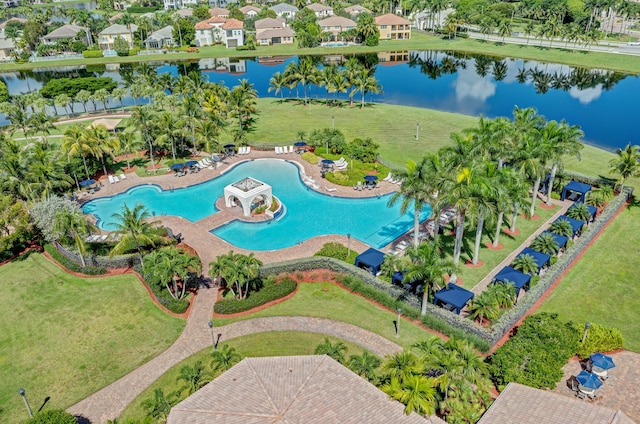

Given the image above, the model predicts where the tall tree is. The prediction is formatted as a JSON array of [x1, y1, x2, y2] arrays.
[[53, 209, 97, 267], [608, 142, 640, 187], [110, 203, 166, 266]]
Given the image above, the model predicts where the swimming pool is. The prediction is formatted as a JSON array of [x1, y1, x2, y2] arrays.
[[82, 159, 431, 250]]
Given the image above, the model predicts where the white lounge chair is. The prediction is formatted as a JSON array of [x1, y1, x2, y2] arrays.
[[202, 158, 212, 165], [120, 173, 127, 180], [113, 175, 119, 183], [245, 146, 251, 154], [335, 164, 348, 170], [108, 175, 115, 184], [282, 146, 288, 154], [237, 146, 244, 155], [383, 173, 393, 182], [326, 187, 337, 192], [289, 146, 294, 153]]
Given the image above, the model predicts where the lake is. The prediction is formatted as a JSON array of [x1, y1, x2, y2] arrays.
[[1, 50, 637, 151]]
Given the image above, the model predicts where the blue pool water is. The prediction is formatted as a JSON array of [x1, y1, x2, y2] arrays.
[[82, 159, 431, 250]]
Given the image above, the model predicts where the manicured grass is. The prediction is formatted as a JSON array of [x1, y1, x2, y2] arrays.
[[213, 282, 436, 349], [5, 32, 640, 74], [538, 202, 640, 353], [0, 253, 185, 424], [119, 331, 370, 421]]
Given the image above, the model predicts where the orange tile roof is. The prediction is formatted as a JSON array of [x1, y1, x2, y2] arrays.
[[208, 7, 229, 16], [222, 18, 244, 29], [375, 13, 411, 25]]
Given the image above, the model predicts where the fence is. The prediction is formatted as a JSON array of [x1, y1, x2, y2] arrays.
[[53, 241, 141, 269]]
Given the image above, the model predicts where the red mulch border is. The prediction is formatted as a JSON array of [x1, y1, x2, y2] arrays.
[[485, 242, 503, 251], [489, 199, 631, 354], [465, 260, 484, 268]]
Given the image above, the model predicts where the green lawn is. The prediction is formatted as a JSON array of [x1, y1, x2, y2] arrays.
[[119, 331, 370, 421], [213, 282, 437, 349], [0, 253, 185, 424], [538, 202, 640, 352]]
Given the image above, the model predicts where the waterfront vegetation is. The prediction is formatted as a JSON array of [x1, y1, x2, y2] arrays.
[[0, 253, 184, 424]]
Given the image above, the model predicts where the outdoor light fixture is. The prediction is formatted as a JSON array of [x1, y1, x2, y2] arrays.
[[582, 322, 591, 343], [332, 115, 335, 130], [208, 321, 216, 351], [347, 233, 351, 257], [416, 122, 420, 141], [396, 308, 402, 337], [19, 388, 33, 418]]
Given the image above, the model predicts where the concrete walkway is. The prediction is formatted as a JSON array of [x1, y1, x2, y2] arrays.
[[67, 311, 402, 423]]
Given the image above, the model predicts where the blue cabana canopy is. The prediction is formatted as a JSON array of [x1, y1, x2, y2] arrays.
[[555, 216, 584, 236], [493, 266, 531, 292], [542, 230, 568, 250], [587, 205, 597, 221], [354, 248, 385, 276], [392, 271, 404, 286], [561, 180, 592, 203], [433, 283, 474, 315], [516, 247, 550, 273]]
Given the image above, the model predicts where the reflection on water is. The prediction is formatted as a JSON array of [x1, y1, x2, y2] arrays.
[[0, 50, 637, 150]]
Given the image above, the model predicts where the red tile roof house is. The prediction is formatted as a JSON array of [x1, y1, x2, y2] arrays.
[[318, 16, 356, 42], [167, 355, 445, 424], [195, 17, 244, 48], [375, 13, 412, 40]]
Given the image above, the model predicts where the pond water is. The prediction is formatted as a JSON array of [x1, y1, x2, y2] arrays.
[[1, 50, 637, 151]]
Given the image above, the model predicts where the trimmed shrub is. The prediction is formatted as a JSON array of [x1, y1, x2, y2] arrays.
[[82, 50, 103, 58], [301, 151, 318, 164], [25, 409, 77, 424], [45, 243, 107, 275], [574, 322, 624, 359], [156, 289, 190, 314], [214, 277, 297, 314], [488, 313, 580, 390], [314, 242, 349, 261]]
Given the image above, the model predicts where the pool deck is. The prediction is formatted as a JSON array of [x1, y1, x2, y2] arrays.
[[83, 149, 404, 272]]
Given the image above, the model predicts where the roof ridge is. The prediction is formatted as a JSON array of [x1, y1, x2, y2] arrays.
[[277, 355, 327, 417], [247, 358, 281, 417]]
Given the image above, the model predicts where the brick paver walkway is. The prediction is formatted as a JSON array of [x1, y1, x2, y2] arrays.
[[552, 351, 640, 421]]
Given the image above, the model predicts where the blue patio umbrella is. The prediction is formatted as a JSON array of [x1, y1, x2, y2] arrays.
[[364, 175, 378, 182], [590, 353, 615, 370], [185, 160, 198, 167], [321, 159, 334, 165], [79, 179, 96, 187], [294, 141, 307, 147], [576, 370, 604, 390], [223, 144, 235, 148], [171, 163, 185, 171]]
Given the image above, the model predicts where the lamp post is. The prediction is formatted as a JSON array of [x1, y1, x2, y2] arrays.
[[208, 321, 216, 351], [396, 308, 402, 337], [325, 138, 329, 155], [347, 233, 351, 257], [18, 389, 33, 418], [350, 155, 353, 172], [415, 122, 420, 141], [581, 322, 591, 343], [332, 115, 334, 130]]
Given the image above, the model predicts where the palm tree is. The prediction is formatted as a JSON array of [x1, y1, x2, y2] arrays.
[[268, 71, 286, 101], [75, 89, 92, 113], [208, 251, 263, 300], [93, 88, 110, 113], [348, 350, 381, 383], [542, 120, 584, 205], [194, 119, 223, 155], [26, 142, 73, 200], [382, 375, 438, 416], [117, 131, 141, 170], [53, 209, 97, 267], [382, 351, 423, 382], [110, 203, 166, 266], [61, 124, 100, 180], [530, 232, 560, 256], [229, 79, 258, 132], [129, 106, 157, 173], [467, 291, 500, 325], [211, 344, 242, 373], [608, 143, 640, 187], [141, 389, 173, 421], [512, 253, 538, 275], [54, 93, 73, 117], [176, 361, 207, 395], [404, 239, 455, 316], [84, 125, 119, 177], [549, 219, 574, 237], [498, 19, 512, 42], [111, 87, 128, 111], [566, 203, 591, 222], [315, 337, 347, 363], [142, 246, 202, 300], [489, 282, 517, 308]]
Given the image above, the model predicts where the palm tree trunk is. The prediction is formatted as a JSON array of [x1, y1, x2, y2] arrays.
[[530, 177, 541, 217], [472, 212, 484, 264], [413, 206, 420, 249], [450, 212, 465, 284], [173, 276, 178, 300], [81, 154, 90, 179], [77, 246, 86, 267], [510, 204, 519, 233], [493, 211, 504, 247], [421, 289, 428, 316], [101, 156, 108, 177], [165, 281, 178, 299], [546, 163, 557, 205]]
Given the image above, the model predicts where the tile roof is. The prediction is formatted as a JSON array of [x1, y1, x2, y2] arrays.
[[167, 356, 441, 424], [318, 16, 356, 27], [269, 2, 299, 13], [98, 23, 138, 36], [208, 7, 230, 16], [44, 24, 86, 39], [222, 18, 244, 29], [174, 9, 192, 17], [306, 3, 332, 12], [255, 17, 286, 30], [239, 5, 261, 14], [478, 383, 637, 424], [344, 4, 372, 13], [195, 16, 227, 30], [375, 13, 411, 25], [146, 25, 174, 40], [0, 17, 27, 28], [256, 27, 295, 40], [108, 13, 123, 23]]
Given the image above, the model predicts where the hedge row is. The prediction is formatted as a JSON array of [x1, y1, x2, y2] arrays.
[[45, 243, 107, 275], [82, 50, 103, 58], [53, 241, 141, 269], [260, 257, 491, 352], [214, 277, 297, 314], [574, 322, 624, 359]]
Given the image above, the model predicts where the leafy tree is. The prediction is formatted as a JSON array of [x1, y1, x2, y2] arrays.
[[173, 18, 195, 46], [30, 196, 81, 242], [54, 208, 97, 267], [40, 76, 117, 99], [314, 337, 348, 363], [143, 246, 202, 300], [0, 80, 8, 103], [192, 4, 211, 20], [309, 128, 346, 154], [314, 241, 350, 261], [110, 203, 167, 266], [346, 137, 379, 163], [114, 36, 130, 56], [511, 253, 538, 275], [211, 343, 242, 372]]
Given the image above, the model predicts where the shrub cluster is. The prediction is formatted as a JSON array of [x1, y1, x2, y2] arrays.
[[45, 244, 107, 275], [488, 313, 580, 390], [214, 277, 296, 314], [24, 409, 77, 424], [314, 242, 349, 261], [155, 289, 190, 314], [574, 322, 624, 359], [82, 50, 103, 58], [301, 151, 318, 164]]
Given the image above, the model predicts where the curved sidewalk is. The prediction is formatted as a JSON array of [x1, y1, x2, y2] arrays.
[[67, 312, 402, 423]]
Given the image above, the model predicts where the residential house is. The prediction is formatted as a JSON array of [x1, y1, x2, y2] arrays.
[[166, 356, 440, 424], [0, 17, 27, 39], [195, 16, 244, 48], [174, 8, 193, 17], [209, 7, 229, 17], [306, 3, 333, 18], [375, 13, 411, 40], [269, 3, 298, 20], [255, 17, 294, 45], [344, 4, 371, 18], [0, 38, 15, 60], [1, 0, 19, 7], [199, 57, 246, 74], [318, 16, 356, 41], [144, 25, 175, 49], [239, 5, 261, 18], [108, 13, 124, 23], [97, 23, 138, 50], [113, 0, 131, 11], [163, 0, 198, 10], [41, 24, 91, 45]]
